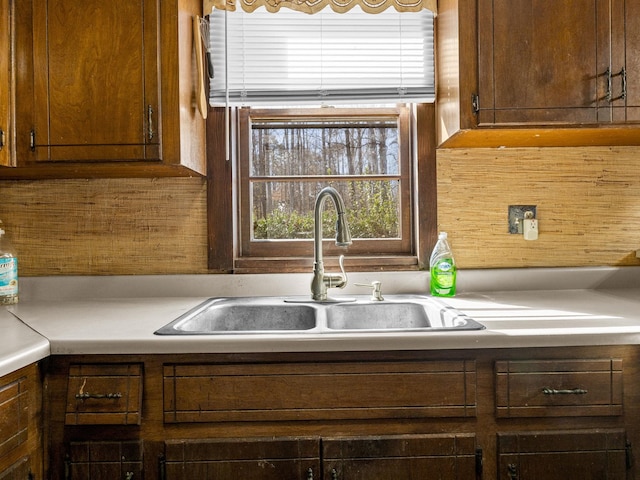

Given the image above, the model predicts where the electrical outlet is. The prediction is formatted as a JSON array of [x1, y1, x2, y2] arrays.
[[508, 205, 537, 234]]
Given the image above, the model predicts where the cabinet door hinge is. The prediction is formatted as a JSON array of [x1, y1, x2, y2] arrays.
[[475, 447, 483, 478], [64, 454, 70, 480], [472, 94, 480, 115], [158, 455, 166, 480], [626, 440, 633, 469]]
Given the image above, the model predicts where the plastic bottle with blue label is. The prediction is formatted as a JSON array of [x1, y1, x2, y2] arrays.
[[0, 222, 18, 305], [429, 231, 456, 297]]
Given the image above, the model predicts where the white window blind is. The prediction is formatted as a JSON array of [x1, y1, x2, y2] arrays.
[[209, 7, 435, 106]]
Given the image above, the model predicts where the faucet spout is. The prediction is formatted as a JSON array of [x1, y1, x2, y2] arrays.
[[311, 187, 352, 301]]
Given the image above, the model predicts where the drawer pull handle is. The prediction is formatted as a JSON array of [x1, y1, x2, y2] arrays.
[[542, 387, 587, 395], [75, 392, 123, 399]]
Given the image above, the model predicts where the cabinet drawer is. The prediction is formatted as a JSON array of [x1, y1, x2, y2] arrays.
[[0, 376, 29, 458], [164, 360, 477, 423], [65, 364, 143, 425], [495, 359, 623, 418]]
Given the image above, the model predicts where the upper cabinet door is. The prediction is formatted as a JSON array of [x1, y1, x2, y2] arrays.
[[30, 0, 160, 163], [612, 0, 640, 122], [0, 0, 12, 167], [477, 0, 610, 125]]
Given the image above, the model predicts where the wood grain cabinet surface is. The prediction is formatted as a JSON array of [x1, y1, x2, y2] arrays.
[[164, 437, 320, 480], [498, 429, 628, 480], [495, 358, 623, 418], [66, 440, 143, 480], [0, 0, 12, 168], [43, 347, 640, 480], [323, 434, 478, 480], [163, 360, 477, 423], [0, 364, 42, 480], [65, 363, 143, 425], [477, 0, 640, 125], [163, 434, 479, 480], [5, 0, 205, 178]]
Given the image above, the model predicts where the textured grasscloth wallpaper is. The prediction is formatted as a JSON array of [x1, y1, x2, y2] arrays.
[[2, 145, 640, 275]]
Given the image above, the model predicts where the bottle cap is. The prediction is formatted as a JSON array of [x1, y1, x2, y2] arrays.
[[438, 231, 447, 239]]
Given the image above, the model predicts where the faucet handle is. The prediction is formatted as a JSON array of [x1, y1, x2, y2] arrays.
[[324, 255, 348, 290], [354, 280, 384, 301]]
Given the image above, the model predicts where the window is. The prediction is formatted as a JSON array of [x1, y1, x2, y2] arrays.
[[205, 8, 437, 273], [208, 104, 436, 273], [239, 107, 411, 258]]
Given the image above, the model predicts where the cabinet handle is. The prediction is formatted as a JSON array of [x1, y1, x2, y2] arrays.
[[542, 387, 587, 395], [30, 130, 36, 151], [0, 129, 4, 150], [306, 467, 314, 480], [610, 67, 627, 102], [125, 472, 134, 480], [75, 392, 123, 399], [507, 463, 519, 480], [148, 105, 155, 140], [330, 468, 338, 480]]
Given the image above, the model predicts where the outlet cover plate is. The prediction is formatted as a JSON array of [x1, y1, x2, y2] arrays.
[[509, 205, 537, 234]]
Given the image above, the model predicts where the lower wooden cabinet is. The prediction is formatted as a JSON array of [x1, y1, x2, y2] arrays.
[[322, 434, 478, 480], [498, 430, 628, 480], [65, 441, 143, 480], [163, 437, 320, 479], [162, 434, 478, 480], [0, 456, 32, 480], [0, 364, 42, 480], [43, 346, 640, 480]]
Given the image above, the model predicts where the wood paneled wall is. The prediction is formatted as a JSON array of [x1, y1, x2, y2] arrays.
[[1, 144, 640, 275], [437, 146, 640, 268], [0, 178, 208, 275]]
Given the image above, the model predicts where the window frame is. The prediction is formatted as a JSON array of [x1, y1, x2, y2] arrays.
[[206, 103, 437, 273], [238, 107, 412, 258]]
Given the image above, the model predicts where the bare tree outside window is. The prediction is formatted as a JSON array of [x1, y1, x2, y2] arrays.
[[238, 107, 412, 261], [250, 118, 401, 241]]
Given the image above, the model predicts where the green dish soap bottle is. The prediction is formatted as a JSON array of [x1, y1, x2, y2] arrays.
[[0, 221, 18, 305], [429, 231, 456, 297]]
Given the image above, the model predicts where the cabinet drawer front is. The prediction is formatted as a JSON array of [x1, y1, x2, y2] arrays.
[[163, 360, 476, 423], [495, 359, 623, 417], [0, 376, 29, 458], [65, 364, 143, 425]]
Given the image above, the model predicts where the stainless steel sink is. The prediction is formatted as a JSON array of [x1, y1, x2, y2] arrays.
[[154, 295, 484, 335], [154, 298, 317, 334], [324, 298, 484, 331], [326, 302, 431, 330]]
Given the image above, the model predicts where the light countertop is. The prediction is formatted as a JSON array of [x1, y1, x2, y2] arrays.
[[3, 267, 640, 377]]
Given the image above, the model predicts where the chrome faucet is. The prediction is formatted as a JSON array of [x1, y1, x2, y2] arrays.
[[311, 187, 352, 301]]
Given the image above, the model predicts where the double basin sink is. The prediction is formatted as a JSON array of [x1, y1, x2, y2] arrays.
[[155, 295, 484, 335]]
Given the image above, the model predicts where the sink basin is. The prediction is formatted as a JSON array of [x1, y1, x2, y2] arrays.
[[326, 303, 431, 330], [154, 298, 317, 334], [325, 299, 485, 332], [154, 295, 484, 335]]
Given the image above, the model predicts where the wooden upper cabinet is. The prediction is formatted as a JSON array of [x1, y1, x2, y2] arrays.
[[32, 0, 160, 163], [613, 0, 640, 121], [0, 0, 12, 168], [9, 0, 206, 178], [477, 0, 609, 125], [477, 0, 640, 126]]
